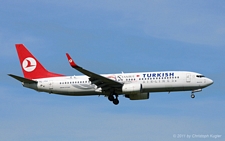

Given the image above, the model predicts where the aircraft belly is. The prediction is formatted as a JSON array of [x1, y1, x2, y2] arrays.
[[53, 91, 101, 96], [53, 87, 95, 94]]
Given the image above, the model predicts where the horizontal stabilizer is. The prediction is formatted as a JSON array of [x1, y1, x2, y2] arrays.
[[8, 74, 37, 84]]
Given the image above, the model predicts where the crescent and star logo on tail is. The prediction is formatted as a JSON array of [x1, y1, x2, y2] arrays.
[[22, 57, 37, 72]]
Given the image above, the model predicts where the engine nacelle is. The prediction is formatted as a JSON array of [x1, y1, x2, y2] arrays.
[[125, 92, 150, 100], [122, 83, 142, 95]]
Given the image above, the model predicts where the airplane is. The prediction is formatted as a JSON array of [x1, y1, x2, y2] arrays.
[[8, 44, 213, 105]]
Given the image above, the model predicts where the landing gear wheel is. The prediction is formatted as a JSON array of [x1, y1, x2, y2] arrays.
[[113, 99, 119, 105], [108, 95, 114, 101], [191, 94, 195, 98], [108, 91, 119, 105]]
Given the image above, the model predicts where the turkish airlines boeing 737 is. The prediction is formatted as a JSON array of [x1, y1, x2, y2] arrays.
[[9, 44, 213, 105]]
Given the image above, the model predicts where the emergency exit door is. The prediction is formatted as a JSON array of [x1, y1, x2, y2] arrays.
[[186, 73, 191, 82]]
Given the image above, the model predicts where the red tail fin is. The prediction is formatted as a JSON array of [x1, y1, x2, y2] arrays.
[[15, 44, 64, 79]]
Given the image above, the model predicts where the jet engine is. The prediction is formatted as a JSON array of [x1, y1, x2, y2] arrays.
[[122, 83, 142, 94]]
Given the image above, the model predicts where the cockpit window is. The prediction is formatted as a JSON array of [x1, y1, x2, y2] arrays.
[[196, 75, 205, 78]]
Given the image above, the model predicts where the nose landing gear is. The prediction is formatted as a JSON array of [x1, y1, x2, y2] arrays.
[[191, 93, 195, 98], [190, 89, 202, 99]]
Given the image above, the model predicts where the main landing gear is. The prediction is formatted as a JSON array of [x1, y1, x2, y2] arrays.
[[108, 94, 119, 105]]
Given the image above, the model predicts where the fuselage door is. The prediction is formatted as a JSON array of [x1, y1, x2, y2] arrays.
[[186, 73, 191, 83], [49, 81, 53, 90]]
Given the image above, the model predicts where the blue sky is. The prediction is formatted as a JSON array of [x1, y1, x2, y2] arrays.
[[1, 0, 225, 140]]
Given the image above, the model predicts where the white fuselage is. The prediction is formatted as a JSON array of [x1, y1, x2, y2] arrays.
[[23, 71, 213, 96], [11, 44, 214, 104]]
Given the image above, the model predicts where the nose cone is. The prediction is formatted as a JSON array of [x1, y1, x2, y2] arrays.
[[206, 78, 214, 86]]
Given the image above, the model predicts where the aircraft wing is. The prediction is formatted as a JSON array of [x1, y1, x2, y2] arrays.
[[66, 53, 123, 92]]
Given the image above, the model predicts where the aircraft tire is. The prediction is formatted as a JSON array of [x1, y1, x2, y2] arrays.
[[113, 99, 119, 105], [108, 95, 114, 101]]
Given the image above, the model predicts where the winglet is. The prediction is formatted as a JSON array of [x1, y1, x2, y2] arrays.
[[66, 53, 78, 68]]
